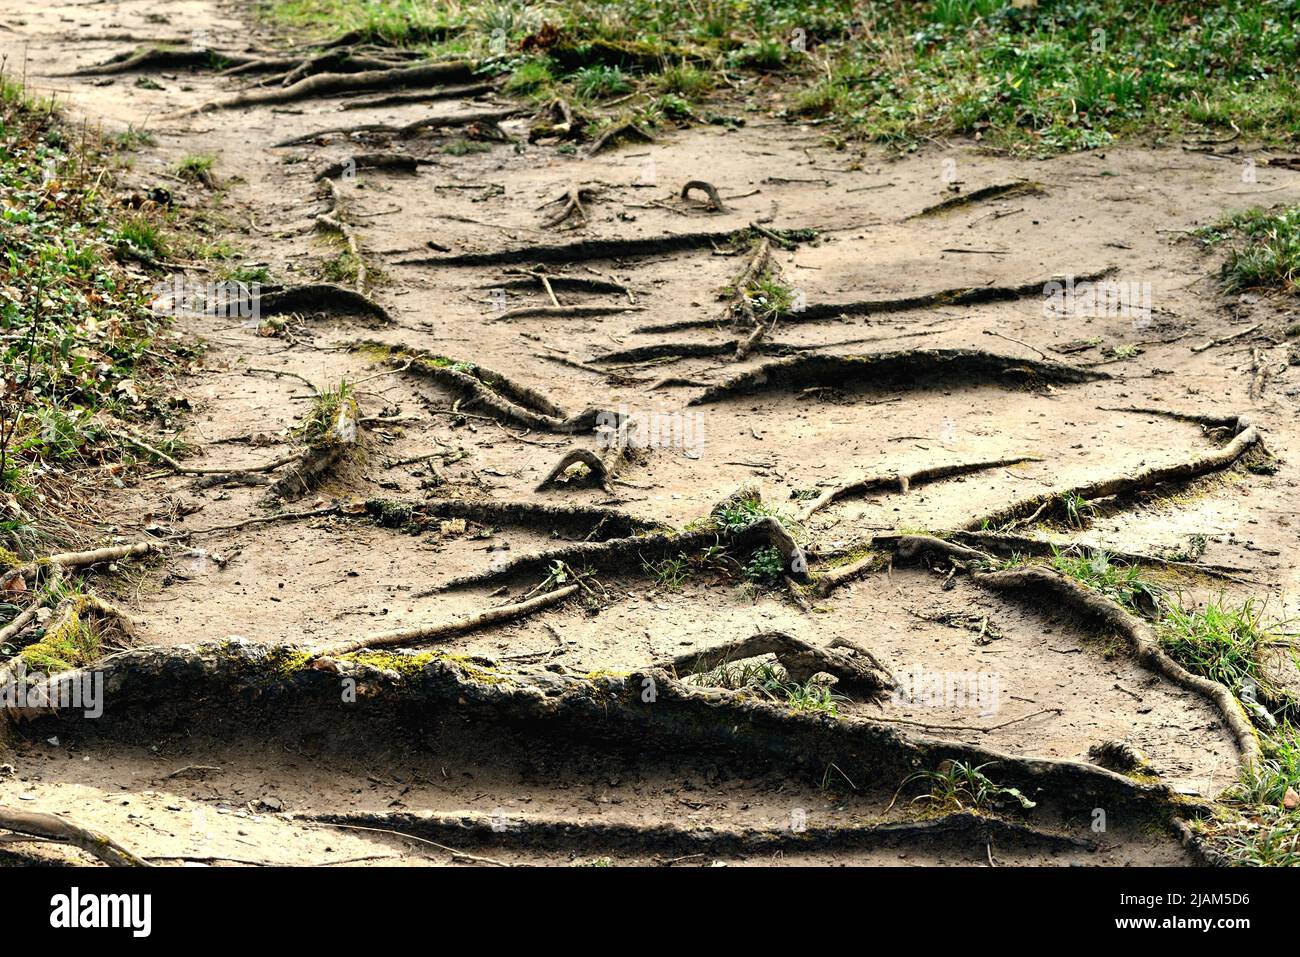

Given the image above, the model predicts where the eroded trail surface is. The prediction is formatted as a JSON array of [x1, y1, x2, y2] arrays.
[[3, 0, 1300, 867]]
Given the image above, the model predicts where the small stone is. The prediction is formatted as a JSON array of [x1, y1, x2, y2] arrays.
[[1283, 787, 1299, 810]]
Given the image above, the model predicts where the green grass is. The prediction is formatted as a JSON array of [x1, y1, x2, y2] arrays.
[[262, 0, 1300, 153], [176, 153, 216, 183], [1050, 549, 1163, 615], [1159, 597, 1286, 700], [1203, 204, 1300, 294], [0, 71, 181, 517], [897, 760, 1036, 812]]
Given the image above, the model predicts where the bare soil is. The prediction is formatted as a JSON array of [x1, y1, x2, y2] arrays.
[[2, 0, 1299, 867]]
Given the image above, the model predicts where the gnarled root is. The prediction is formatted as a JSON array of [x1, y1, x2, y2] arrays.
[[0, 807, 149, 866], [662, 631, 894, 698], [801, 455, 1042, 519], [966, 419, 1260, 530]]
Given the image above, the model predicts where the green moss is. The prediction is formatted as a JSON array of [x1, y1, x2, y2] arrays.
[[0, 547, 22, 571], [19, 597, 103, 673], [339, 650, 439, 677]]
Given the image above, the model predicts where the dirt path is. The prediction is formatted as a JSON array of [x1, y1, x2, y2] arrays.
[[3, 0, 1299, 867]]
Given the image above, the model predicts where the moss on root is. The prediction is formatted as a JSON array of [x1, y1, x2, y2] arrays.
[[19, 596, 105, 672]]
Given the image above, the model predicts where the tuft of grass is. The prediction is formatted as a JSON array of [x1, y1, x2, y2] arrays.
[[570, 64, 632, 100], [1050, 549, 1163, 616], [1159, 597, 1285, 701], [654, 63, 713, 98], [898, 760, 1036, 813], [643, 555, 690, 591], [296, 380, 357, 446], [504, 59, 555, 96], [176, 153, 216, 184]]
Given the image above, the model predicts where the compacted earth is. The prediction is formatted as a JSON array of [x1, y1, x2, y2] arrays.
[[1, 0, 1298, 866]]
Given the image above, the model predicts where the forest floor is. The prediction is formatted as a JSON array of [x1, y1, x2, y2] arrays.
[[1, 0, 1299, 867]]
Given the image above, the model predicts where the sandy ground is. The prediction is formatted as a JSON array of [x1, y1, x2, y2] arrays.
[[1, 0, 1298, 866]]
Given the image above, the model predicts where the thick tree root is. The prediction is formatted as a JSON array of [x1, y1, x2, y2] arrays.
[[634, 268, 1118, 334], [681, 180, 726, 212], [340, 81, 499, 110], [257, 283, 394, 324], [8, 542, 158, 581], [63, 45, 256, 76], [315, 153, 432, 181], [363, 498, 656, 539], [965, 419, 1260, 530], [910, 181, 1044, 218], [318, 584, 580, 657], [438, 510, 807, 593], [535, 445, 625, 492], [362, 342, 612, 434], [395, 226, 814, 268], [661, 631, 895, 697], [30, 641, 1177, 823], [942, 530, 1258, 583], [886, 535, 1263, 773], [586, 121, 654, 156], [540, 184, 599, 228], [176, 60, 479, 116], [690, 350, 1105, 406], [0, 807, 149, 866], [273, 107, 521, 148], [302, 808, 1096, 859], [800, 456, 1042, 519]]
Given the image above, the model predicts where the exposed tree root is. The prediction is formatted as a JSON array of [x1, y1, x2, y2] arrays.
[[36, 641, 1176, 822], [689, 350, 1105, 406], [0, 808, 149, 867], [495, 304, 642, 321], [7, 542, 158, 581], [964, 420, 1261, 530], [258, 283, 394, 324], [976, 565, 1263, 772], [316, 178, 368, 294], [303, 808, 1095, 858], [885, 535, 1263, 772], [361, 341, 612, 434], [494, 269, 636, 300], [176, 60, 479, 116], [63, 45, 256, 76], [910, 181, 1044, 218], [535, 446, 624, 492], [340, 81, 498, 110], [1098, 406, 1243, 430], [273, 107, 520, 148], [395, 225, 814, 268], [438, 509, 807, 593], [942, 530, 1259, 583], [363, 498, 655, 539], [314, 153, 433, 181], [540, 184, 599, 229], [633, 268, 1118, 334], [264, 393, 361, 505], [114, 427, 302, 479], [680, 180, 726, 212], [800, 455, 1042, 519], [662, 631, 894, 697], [586, 121, 654, 156], [318, 584, 581, 657]]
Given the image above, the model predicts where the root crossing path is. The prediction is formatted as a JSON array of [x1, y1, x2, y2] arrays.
[[3, 0, 1300, 868]]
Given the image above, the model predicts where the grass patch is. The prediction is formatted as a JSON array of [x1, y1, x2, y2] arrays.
[[897, 760, 1036, 813], [0, 69, 186, 532], [262, 0, 1300, 153], [1198, 204, 1300, 294]]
